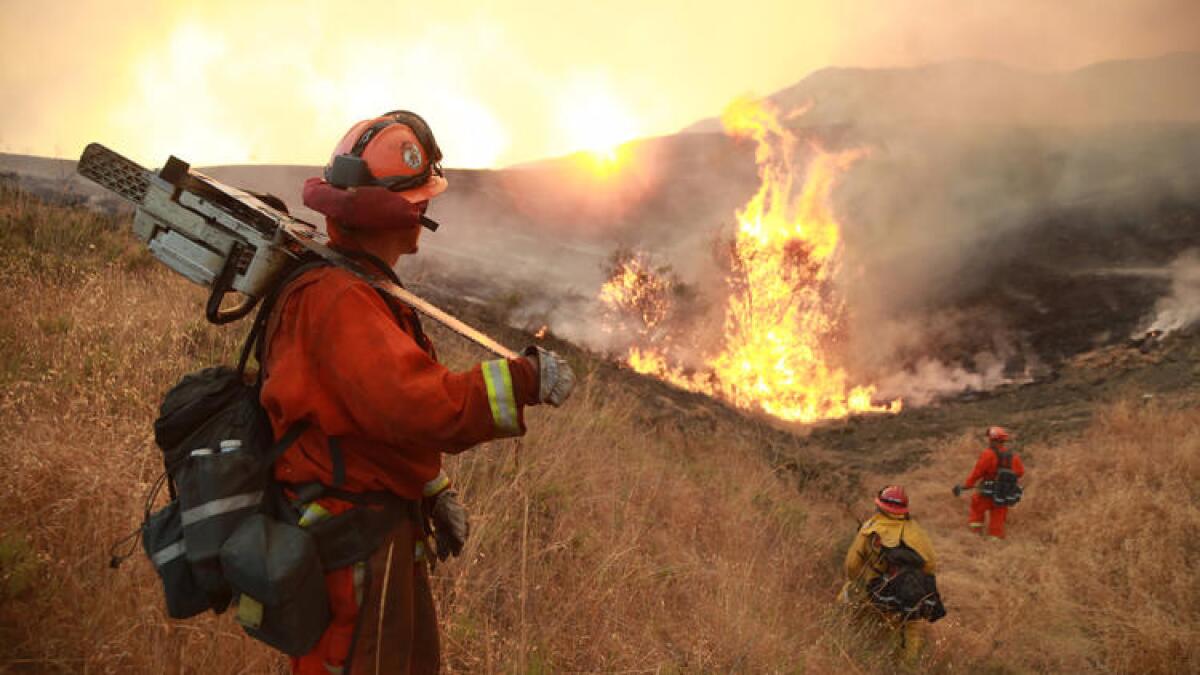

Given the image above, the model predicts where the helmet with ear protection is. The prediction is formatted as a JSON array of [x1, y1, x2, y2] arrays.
[[325, 110, 444, 193]]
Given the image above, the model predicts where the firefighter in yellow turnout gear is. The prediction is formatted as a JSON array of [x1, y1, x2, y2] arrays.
[[840, 486, 944, 666]]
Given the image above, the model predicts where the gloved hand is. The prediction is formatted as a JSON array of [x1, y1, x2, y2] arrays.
[[523, 345, 576, 407], [952, 484, 963, 497], [430, 489, 469, 561], [423, 473, 469, 561]]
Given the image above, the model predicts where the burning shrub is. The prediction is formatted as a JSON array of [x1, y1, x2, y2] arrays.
[[597, 101, 899, 423]]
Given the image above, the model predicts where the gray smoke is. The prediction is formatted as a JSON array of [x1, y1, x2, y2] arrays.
[[400, 55, 1200, 410], [1145, 250, 1200, 334]]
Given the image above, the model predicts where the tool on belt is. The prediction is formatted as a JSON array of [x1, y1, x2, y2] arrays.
[[76, 143, 517, 359]]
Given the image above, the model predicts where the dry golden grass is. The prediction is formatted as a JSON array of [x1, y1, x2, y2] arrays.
[[1, 186, 1197, 673], [887, 400, 1200, 674]]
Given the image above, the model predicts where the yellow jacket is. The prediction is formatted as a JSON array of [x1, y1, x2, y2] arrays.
[[844, 512, 937, 587]]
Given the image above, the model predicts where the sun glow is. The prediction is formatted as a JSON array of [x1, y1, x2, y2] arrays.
[[555, 76, 641, 168]]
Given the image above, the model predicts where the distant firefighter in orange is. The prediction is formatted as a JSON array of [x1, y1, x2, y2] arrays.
[[953, 426, 1025, 538]]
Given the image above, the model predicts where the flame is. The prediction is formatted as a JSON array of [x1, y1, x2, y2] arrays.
[[628, 347, 715, 394], [598, 253, 674, 333], [607, 99, 900, 423]]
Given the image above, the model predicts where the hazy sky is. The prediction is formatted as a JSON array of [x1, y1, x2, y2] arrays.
[[1, 0, 1197, 168]]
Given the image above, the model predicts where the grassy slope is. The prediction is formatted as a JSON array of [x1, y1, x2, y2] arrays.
[[0, 185, 1196, 673]]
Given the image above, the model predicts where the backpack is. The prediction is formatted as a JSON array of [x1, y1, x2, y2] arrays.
[[979, 448, 1023, 507], [131, 257, 420, 656], [865, 539, 947, 623]]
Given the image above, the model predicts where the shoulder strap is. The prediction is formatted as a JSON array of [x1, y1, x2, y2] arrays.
[[994, 447, 1012, 470], [240, 250, 431, 495], [266, 419, 311, 464], [238, 257, 330, 378], [331, 247, 433, 353]]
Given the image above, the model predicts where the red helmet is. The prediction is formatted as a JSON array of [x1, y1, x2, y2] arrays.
[[874, 485, 909, 515], [325, 110, 447, 201], [987, 426, 1011, 443]]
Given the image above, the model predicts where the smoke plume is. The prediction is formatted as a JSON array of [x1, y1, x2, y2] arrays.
[[1145, 250, 1200, 334]]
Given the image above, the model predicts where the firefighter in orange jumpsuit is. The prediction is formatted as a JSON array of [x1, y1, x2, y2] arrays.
[[954, 426, 1025, 539], [260, 110, 576, 675]]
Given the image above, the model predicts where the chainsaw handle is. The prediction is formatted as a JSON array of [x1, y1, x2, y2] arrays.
[[205, 242, 260, 324], [206, 288, 259, 324]]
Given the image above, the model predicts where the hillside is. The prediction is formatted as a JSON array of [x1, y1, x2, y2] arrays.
[[5, 54, 1199, 395], [2, 181, 1198, 673], [683, 52, 1200, 132]]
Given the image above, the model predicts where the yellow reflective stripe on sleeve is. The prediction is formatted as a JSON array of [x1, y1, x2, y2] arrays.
[[423, 472, 451, 497], [298, 502, 333, 528], [481, 359, 519, 435]]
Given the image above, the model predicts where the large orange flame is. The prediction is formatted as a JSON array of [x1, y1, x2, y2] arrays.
[[601, 99, 900, 423]]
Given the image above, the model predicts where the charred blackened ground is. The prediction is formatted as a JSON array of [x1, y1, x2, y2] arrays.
[[880, 199, 1200, 373]]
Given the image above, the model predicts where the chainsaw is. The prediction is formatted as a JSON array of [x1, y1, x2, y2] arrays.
[[76, 143, 517, 359]]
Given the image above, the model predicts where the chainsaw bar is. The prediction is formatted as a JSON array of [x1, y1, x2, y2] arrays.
[[77, 143, 150, 203]]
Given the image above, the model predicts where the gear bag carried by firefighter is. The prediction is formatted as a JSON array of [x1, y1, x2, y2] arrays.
[[133, 257, 422, 657], [840, 487, 945, 666], [843, 487, 946, 623], [865, 542, 946, 622], [978, 446, 1023, 506], [955, 426, 1026, 538]]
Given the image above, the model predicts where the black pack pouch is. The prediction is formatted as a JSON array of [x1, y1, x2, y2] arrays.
[[154, 366, 277, 611], [175, 441, 269, 608], [992, 469, 1023, 506], [867, 544, 947, 623], [879, 570, 947, 622], [221, 514, 330, 656], [142, 500, 209, 619]]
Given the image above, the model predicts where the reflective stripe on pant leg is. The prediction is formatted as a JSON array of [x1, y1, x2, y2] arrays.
[[967, 493, 988, 532]]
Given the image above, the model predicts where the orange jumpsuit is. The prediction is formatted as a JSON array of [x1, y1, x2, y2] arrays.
[[963, 445, 1025, 538], [261, 261, 539, 675]]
